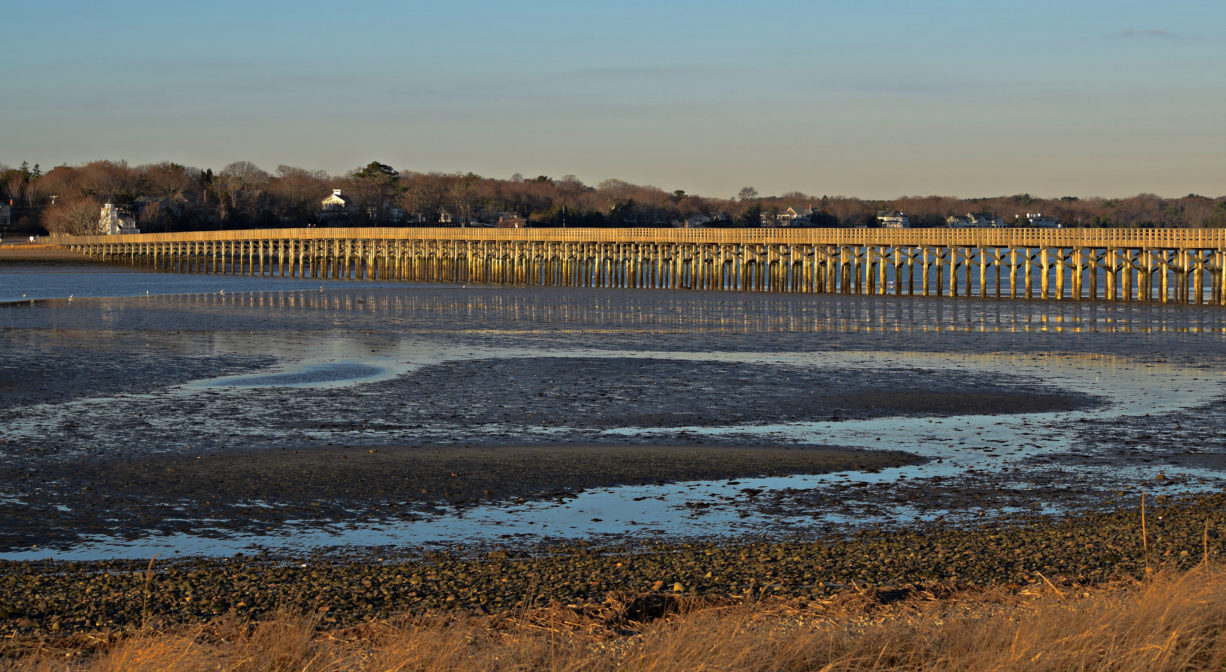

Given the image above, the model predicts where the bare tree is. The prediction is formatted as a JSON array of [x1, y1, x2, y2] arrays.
[[44, 196, 102, 236], [140, 163, 194, 201], [399, 173, 447, 224], [214, 161, 270, 225], [219, 161, 268, 184], [270, 165, 329, 225], [4, 173, 23, 206], [448, 173, 481, 225]]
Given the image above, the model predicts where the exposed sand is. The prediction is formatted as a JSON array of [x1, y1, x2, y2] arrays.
[[0, 244, 88, 262]]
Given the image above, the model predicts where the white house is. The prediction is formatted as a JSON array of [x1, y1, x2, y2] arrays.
[[947, 212, 1003, 228], [1026, 212, 1061, 228], [318, 188, 353, 224], [970, 212, 1004, 228], [321, 188, 351, 211], [682, 214, 712, 228], [778, 206, 814, 226], [877, 210, 911, 228], [99, 203, 139, 235]]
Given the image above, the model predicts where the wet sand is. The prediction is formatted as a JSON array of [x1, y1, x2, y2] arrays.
[[0, 444, 922, 550]]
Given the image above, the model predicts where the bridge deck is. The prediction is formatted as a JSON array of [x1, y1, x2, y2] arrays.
[[56, 227, 1226, 249]]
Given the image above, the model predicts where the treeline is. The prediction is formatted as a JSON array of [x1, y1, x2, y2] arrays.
[[3, 159, 1225, 237]]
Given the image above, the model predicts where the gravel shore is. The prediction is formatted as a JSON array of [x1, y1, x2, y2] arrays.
[[0, 489, 1218, 637]]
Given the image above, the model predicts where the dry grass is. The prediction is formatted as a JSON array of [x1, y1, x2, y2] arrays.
[[7, 567, 1226, 671]]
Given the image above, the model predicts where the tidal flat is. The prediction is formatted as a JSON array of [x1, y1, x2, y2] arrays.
[[3, 266, 1226, 635]]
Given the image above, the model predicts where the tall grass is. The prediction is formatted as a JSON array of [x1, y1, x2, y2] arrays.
[[8, 567, 1226, 671]]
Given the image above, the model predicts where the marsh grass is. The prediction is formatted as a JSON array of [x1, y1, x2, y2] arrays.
[[7, 566, 1226, 671]]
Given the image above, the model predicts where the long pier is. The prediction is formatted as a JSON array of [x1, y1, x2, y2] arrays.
[[56, 227, 1226, 305]]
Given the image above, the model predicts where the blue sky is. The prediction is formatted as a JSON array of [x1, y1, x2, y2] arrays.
[[3, 0, 1223, 198]]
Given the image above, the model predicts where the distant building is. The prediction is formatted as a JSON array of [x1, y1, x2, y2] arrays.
[[0, 202, 10, 234], [947, 212, 1003, 228], [319, 188, 352, 224], [777, 206, 814, 226], [99, 203, 139, 235], [877, 210, 911, 228], [496, 215, 528, 229], [1026, 212, 1061, 228], [970, 212, 1004, 228], [682, 214, 712, 228], [321, 188, 351, 211]]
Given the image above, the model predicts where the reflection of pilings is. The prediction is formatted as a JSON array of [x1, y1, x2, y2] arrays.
[[148, 289, 1226, 339], [62, 228, 1226, 306]]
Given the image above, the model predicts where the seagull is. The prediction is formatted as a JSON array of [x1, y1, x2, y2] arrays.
[[67, 294, 74, 302], [219, 289, 225, 295]]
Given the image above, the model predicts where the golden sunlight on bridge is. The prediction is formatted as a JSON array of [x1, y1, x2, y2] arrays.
[[57, 227, 1226, 305]]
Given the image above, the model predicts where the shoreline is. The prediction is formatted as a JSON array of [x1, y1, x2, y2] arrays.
[[0, 488, 1218, 638], [0, 244, 89, 263]]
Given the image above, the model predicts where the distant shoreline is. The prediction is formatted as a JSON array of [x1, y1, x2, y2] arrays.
[[0, 245, 89, 263]]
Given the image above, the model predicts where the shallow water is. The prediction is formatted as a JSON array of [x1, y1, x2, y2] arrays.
[[3, 266, 1226, 560]]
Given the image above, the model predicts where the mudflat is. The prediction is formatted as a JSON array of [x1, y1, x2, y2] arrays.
[[0, 329, 1096, 551], [0, 443, 921, 550], [4, 278, 1226, 638]]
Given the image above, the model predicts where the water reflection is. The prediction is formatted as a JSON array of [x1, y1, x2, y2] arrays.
[[214, 362, 386, 388], [15, 287, 1226, 338]]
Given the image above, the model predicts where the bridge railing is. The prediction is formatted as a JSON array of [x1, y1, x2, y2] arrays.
[[53, 227, 1226, 249]]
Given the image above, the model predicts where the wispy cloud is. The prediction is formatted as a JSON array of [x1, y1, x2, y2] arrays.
[[1118, 28, 1180, 40]]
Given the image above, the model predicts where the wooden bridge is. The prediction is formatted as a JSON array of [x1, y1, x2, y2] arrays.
[[56, 227, 1226, 305]]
